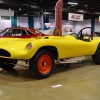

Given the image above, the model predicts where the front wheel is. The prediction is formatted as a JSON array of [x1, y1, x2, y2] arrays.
[[0, 58, 18, 70], [29, 49, 55, 79]]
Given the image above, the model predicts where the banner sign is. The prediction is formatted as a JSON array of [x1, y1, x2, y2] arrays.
[[45, 23, 50, 28], [68, 13, 84, 21], [55, 0, 63, 35], [0, 9, 14, 16]]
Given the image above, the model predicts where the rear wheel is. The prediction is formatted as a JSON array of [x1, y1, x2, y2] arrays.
[[0, 58, 18, 70], [29, 50, 55, 79], [92, 44, 100, 64]]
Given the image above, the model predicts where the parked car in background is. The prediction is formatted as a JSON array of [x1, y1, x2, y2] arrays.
[[0, 27, 46, 38]]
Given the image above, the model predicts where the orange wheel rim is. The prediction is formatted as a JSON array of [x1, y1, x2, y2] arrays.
[[38, 54, 52, 74]]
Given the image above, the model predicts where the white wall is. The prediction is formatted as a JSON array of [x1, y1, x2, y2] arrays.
[[49, 18, 55, 30], [49, 18, 75, 31], [0, 9, 14, 31], [49, 18, 91, 34], [49, 18, 55, 26], [95, 18, 100, 32], [0, 16, 11, 31], [17, 17, 28, 28], [34, 18, 40, 29], [62, 20, 76, 32], [74, 19, 91, 33]]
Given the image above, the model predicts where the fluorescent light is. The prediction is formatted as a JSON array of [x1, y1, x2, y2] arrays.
[[22, 4, 29, 6], [68, 2, 78, 5], [23, 14, 27, 15]]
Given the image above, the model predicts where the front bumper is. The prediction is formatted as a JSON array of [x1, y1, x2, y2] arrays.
[[0, 48, 32, 60]]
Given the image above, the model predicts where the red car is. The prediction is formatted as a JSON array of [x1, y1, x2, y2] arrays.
[[0, 27, 47, 38]]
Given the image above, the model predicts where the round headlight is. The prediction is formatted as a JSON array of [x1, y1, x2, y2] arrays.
[[26, 43, 32, 49]]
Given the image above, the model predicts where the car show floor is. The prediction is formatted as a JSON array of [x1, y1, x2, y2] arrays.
[[0, 57, 100, 100]]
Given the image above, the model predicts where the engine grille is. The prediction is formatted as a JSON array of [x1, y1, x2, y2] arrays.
[[0, 49, 11, 57]]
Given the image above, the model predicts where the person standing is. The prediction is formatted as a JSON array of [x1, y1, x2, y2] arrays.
[[69, 29, 73, 32], [53, 27, 60, 36]]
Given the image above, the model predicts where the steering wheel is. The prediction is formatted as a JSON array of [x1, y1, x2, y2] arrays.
[[77, 27, 94, 42]]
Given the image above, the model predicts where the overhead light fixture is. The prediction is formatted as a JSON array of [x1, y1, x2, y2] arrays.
[[43, 10, 50, 14], [23, 14, 27, 15], [84, 5, 88, 8], [68, 2, 78, 5], [22, 4, 29, 6], [84, 5, 88, 9], [19, 7, 21, 10], [77, 10, 87, 13], [9, 8, 11, 10]]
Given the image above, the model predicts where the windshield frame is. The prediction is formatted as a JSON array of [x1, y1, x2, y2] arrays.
[[0, 28, 9, 36]]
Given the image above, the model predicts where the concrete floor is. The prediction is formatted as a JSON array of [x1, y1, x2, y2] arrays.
[[0, 58, 100, 100]]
